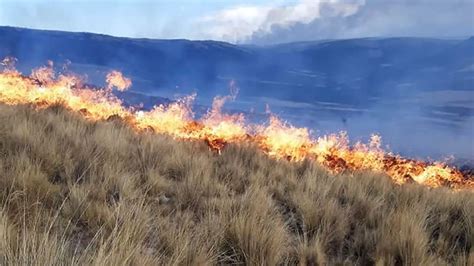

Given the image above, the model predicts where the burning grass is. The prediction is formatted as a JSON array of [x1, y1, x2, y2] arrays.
[[0, 104, 473, 265], [0, 59, 472, 190]]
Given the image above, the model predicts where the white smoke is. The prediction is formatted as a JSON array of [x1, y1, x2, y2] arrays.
[[196, 0, 474, 44], [196, 0, 363, 43]]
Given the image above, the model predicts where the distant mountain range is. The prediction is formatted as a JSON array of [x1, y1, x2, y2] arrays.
[[1, 26, 472, 108]]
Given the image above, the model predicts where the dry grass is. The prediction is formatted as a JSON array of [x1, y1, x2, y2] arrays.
[[0, 103, 472, 265]]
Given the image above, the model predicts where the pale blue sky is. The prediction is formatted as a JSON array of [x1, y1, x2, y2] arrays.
[[1, 0, 473, 43], [0, 0, 296, 40]]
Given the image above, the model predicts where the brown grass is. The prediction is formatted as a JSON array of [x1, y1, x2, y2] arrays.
[[0, 103, 472, 265]]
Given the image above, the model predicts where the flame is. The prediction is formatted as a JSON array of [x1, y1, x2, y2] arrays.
[[201, 81, 246, 148], [106, 70, 132, 91], [0, 59, 472, 190]]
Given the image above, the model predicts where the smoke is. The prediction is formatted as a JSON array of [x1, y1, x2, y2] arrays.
[[258, 90, 474, 161], [336, 106, 474, 161], [197, 0, 474, 44], [254, 0, 474, 44], [197, 0, 363, 43]]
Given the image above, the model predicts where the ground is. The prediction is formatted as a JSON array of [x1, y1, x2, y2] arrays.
[[0, 104, 472, 265]]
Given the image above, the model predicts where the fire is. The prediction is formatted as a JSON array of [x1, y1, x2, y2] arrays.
[[255, 115, 313, 161], [0, 60, 472, 190], [106, 70, 132, 91], [201, 82, 247, 145]]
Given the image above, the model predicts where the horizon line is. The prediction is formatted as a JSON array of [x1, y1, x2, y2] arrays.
[[1, 25, 471, 47]]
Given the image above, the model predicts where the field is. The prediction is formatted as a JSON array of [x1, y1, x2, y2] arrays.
[[0, 103, 472, 265]]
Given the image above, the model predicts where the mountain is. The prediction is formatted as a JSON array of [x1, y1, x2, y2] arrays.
[[1, 26, 472, 107], [1, 26, 473, 159]]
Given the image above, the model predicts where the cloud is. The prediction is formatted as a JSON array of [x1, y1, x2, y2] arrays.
[[196, 0, 474, 44]]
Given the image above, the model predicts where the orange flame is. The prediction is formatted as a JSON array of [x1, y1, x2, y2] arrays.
[[106, 70, 132, 91], [0, 59, 472, 190]]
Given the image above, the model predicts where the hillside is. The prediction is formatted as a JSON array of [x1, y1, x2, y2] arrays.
[[1, 27, 473, 160], [0, 103, 472, 265], [1, 26, 473, 106]]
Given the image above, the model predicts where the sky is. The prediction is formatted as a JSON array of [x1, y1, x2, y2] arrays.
[[1, 0, 473, 44]]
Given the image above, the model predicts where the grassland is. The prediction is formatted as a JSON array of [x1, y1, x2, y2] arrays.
[[0, 103, 472, 265]]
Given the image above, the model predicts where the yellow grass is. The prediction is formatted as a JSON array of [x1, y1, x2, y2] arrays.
[[0, 103, 472, 265]]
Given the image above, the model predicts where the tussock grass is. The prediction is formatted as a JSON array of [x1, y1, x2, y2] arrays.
[[0, 103, 472, 265]]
